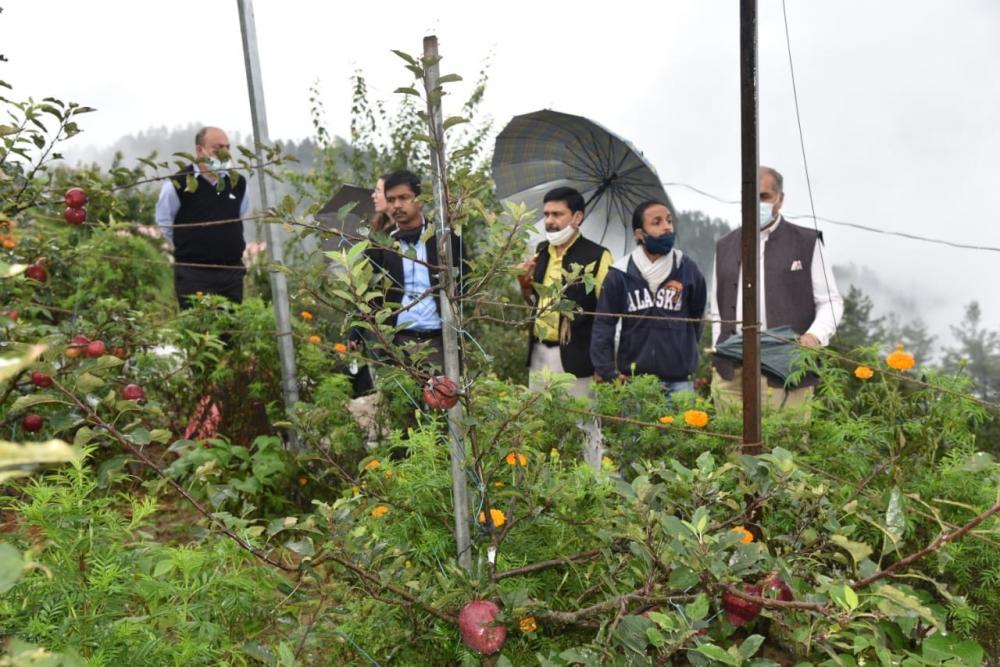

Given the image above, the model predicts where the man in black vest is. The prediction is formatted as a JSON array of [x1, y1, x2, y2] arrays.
[[519, 187, 612, 468], [709, 166, 843, 412], [155, 126, 248, 309], [361, 169, 465, 373]]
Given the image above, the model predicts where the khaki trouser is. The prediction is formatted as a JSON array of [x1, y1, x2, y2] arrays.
[[529, 343, 604, 470], [711, 367, 813, 418]]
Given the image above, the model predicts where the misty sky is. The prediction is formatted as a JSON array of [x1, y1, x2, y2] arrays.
[[3, 1, 999, 345]]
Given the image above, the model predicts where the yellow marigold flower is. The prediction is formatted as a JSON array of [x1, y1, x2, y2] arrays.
[[478, 508, 506, 528], [333, 342, 348, 354], [297, 476, 308, 487], [371, 505, 389, 518], [658, 415, 675, 425], [300, 310, 313, 320], [683, 410, 710, 428], [505, 451, 527, 466], [519, 616, 538, 633], [885, 345, 915, 371], [308, 335, 322, 344], [494, 481, 504, 489], [383, 469, 394, 479], [854, 365, 874, 380], [602, 456, 614, 470], [731, 526, 754, 544], [350, 485, 360, 495], [364, 459, 381, 471]]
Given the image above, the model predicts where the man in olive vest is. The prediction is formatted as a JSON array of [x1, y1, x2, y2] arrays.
[[709, 166, 843, 412], [155, 126, 248, 309], [519, 187, 612, 469]]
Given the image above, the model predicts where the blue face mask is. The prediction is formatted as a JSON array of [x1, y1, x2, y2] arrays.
[[759, 202, 775, 228], [642, 231, 675, 256]]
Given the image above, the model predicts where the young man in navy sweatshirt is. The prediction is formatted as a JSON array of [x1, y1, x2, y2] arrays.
[[590, 200, 707, 396]]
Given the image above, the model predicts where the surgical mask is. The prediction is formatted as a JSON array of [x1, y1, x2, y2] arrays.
[[546, 225, 577, 246], [641, 231, 675, 256], [207, 156, 233, 175], [759, 201, 775, 229]]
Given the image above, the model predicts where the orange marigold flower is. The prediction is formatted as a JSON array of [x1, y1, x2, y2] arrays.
[[195, 291, 204, 297], [478, 508, 506, 528], [505, 451, 527, 466], [731, 526, 754, 544], [371, 505, 389, 518], [1, 237, 15, 249], [683, 410, 710, 428], [300, 310, 314, 320], [658, 415, 675, 425], [854, 366, 874, 380], [494, 481, 504, 489], [364, 459, 381, 471], [308, 335, 322, 344], [297, 476, 308, 487], [885, 345, 915, 371], [519, 616, 538, 633], [333, 342, 348, 354]]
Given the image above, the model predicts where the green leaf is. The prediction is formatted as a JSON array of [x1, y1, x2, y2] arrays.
[[11, 393, 70, 412], [684, 593, 710, 621], [0, 439, 79, 483], [693, 644, 740, 666], [669, 565, 700, 589], [394, 86, 421, 97], [390, 49, 418, 66], [0, 343, 45, 381], [831, 534, 873, 565], [828, 583, 859, 611], [92, 355, 125, 372], [127, 428, 151, 446], [0, 542, 24, 593], [285, 536, 315, 557], [149, 429, 172, 444], [739, 635, 766, 660], [75, 371, 105, 393], [73, 426, 95, 447], [0, 261, 29, 279], [153, 559, 176, 578], [443, 115, 468, 130], [873, 584, 941, 629], [437, 73, 463, 84], [885, 486, 906, 547], [922, 632, 984, 667]]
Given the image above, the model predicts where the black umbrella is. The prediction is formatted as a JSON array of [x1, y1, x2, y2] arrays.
[[715, 325, 804, 383], [315, 184, 375, 252], [491, 109, 672, 257]]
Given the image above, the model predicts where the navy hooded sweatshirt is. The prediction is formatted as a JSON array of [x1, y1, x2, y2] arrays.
[[590, 250, 707, 382]]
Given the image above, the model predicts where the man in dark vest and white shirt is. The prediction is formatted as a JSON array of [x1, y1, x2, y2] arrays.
[[520, 187, 612, 469], [156, 126, 249, 309], [709, 166, 843, 412]]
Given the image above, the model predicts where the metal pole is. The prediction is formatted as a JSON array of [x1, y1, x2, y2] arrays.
[[740, 0, 763, 454], [236, 0, 301, 446], [423, 35, 472, 572]]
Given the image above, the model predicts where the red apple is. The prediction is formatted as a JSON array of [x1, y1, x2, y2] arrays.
[[458, 600, 506, 655], [85, 340, 106, 358], [21, 414, 43, 433], [423, 375, 460, 410], [24, 264, 47, 283], [64, 187, 87, 208], [722, 584, 763, 627], [761, 572, 793, 602], [65, 334, 90, 358], [121, 384, 145, 401], [111, 346, 127, 359], [64, 207, 87, 225], [30, 371, 53, 388]]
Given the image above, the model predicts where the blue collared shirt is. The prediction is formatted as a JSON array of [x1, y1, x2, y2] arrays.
[[395, 229, 442, 332], [154, 163, 250, 243]]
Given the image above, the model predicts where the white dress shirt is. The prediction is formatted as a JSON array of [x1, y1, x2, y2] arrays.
[[709, 216, 843, 347]]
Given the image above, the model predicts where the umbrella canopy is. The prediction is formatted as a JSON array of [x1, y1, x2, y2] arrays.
[[315, 184, 375, 252], [491, 109, 672, 258], [715, 325, 804, 383]]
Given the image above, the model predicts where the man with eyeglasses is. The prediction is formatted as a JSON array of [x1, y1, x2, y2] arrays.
[[360, 169, 465, 372], [155, 126, 249, 309]]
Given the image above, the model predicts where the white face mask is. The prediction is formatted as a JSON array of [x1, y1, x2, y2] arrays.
[[759, 201, 775, 229], [207, 156, 233, 175], [546, 225, 577, 246]]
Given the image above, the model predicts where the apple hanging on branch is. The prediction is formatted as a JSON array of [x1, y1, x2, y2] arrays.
[[64, 207, 87, 225], [121, 384, 145, 402], [24, 263, 47, 283], [21, 414, 44, 433], [65, 335, 90, 358], [423, 375, 460, 410], [458, 600, 506, 655], [64, 187, 87, 209], [31, 371, 53, 388]]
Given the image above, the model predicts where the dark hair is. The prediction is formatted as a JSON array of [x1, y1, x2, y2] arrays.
[[195, 127, 210, 146], [631, 199, 672, 230], [543, 187, 585, 215], [383, 169, 422, 196]]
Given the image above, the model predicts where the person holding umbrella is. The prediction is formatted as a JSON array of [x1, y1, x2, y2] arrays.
[[590, 200, 707, 396], [521, 186, 612, 469]]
